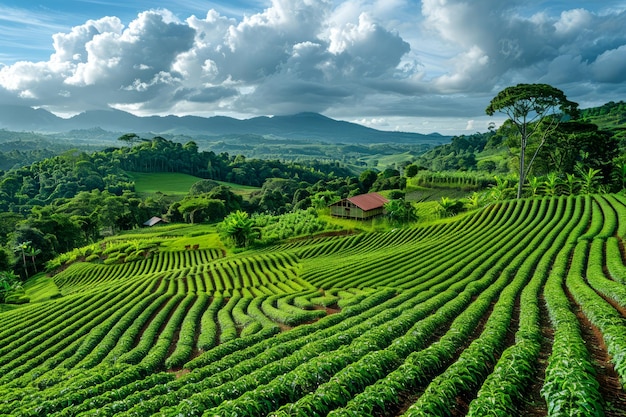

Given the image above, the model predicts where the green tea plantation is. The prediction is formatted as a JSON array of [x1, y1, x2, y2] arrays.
[[2, 194, 626, 416]]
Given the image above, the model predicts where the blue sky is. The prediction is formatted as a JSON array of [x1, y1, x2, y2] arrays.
[[0, 0, 625, 134]]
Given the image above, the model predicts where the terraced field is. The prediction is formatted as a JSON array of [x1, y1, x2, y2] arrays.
[[2, 194, 626, 416]]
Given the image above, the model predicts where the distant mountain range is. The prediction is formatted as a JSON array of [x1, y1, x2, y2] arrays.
[[0, 105, 449, 145]]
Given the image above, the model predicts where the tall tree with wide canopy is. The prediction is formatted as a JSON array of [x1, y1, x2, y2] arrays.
[[486, 83, 579, 198]]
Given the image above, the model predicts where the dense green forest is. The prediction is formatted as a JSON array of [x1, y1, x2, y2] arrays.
[[0, 126, 435, 173], [0, 136, 389, 277], [580, 100, 626, 142], [415, 101, 625, 181]]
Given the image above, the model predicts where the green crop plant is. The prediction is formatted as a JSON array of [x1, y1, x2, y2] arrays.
[[566, 240, 626, 387], [592, 195, 619, 239], [0, 288, 128, 376], [165, 293, 209, 369], [586, 239, 626, 307], [196, 294, 224, 351], [541, 225, 605, 416], [333, 269, 512, 416], [607, 194, 626, 237], [468, 196, 580, 416], [8, 280, 152, 388], [117, 294, 185, 365], [102, 292, 172, 365], [117, 290, 400, 416], [6, 195, 626, 416], [605, 237, 626, 284], [217, 293, 241, 343]]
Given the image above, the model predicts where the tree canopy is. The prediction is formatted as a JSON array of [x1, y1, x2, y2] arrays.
[[486, 83, 579, 198]]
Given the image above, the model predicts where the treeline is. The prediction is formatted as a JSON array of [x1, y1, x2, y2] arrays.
[[414, 119, 622, 192], [580, 100, 626, 143], [414, 131, 504, 172], [113, 135, 351, 185], [0, 148, 62, 172], [580, 100, 626, 119], [0, 137, 352, 214]]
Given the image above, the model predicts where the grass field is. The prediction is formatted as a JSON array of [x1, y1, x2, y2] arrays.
[[128, 172, 260, 198], [2, 194, 626, 416], [359, 151, 416, 170]]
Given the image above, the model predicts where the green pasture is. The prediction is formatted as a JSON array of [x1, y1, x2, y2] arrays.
[[128, 172, 260, 198], [359, 151, 416, 169]]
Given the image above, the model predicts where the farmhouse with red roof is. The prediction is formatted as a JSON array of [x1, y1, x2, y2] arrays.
[[329, 192, 389, 220]]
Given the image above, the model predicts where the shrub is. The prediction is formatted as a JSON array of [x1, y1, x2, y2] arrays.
[[85, 254, 100, 262]]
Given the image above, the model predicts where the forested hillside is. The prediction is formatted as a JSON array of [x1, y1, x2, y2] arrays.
[[0, 136, 386, 276], [580, 100, 626, 142], [414, 101, 625, 186]]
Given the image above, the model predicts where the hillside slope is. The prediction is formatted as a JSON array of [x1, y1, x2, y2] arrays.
[[580, 100, 626, 141], [0, 105, 448, 145], [1, 195, 626, 416]]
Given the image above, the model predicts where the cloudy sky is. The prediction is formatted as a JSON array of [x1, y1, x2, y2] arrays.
[[0, 0, 625, 134]]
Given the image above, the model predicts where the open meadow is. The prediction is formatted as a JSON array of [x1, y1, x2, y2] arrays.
[[128, 172, 260, 199], [1, 194, 626, 416]]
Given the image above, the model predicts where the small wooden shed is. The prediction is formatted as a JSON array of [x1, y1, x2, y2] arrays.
[[143, 216, 167, 227], [329, 192, 389, 219]]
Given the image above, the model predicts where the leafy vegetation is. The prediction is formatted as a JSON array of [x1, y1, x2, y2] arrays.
[[580, 100, 626, 142], [0, 271, 25, 304], [486, 83, 580, 198], [0, 195, 625, 415]]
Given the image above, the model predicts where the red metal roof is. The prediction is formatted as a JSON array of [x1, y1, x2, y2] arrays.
[[346, 192, 389, 211]]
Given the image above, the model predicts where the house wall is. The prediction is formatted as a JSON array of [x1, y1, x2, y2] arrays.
[[330, 201, 384, 219], [362, 207, 384, 219], [330, 201, 359, 218]]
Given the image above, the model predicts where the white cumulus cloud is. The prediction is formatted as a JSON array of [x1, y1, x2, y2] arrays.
[[0, 0, 624, 134]]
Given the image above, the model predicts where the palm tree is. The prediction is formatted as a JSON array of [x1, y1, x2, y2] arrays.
[[24, 243, 41, 273], [14, 241, 30, 278], [221, 211, 257, 248]]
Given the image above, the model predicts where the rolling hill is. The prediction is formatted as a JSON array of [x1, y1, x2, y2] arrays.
[[0, 105, 448, 146], [1, 194, 626, 416]]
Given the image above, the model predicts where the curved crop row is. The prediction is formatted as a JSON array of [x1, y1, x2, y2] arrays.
[[541, 201, 605, 416], [467, 196, 580, 416], [5, 195, 626, 416]]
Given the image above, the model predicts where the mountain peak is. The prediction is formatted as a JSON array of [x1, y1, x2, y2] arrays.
[[0, 105, 449, 145]]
